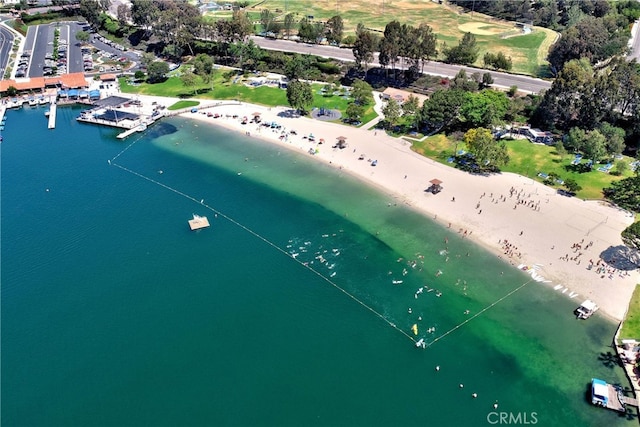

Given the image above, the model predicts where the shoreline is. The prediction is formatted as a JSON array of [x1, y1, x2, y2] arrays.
[[138, 94, 637, 322]]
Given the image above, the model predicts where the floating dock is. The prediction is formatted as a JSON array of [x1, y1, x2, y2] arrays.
[[48, 100, 57, 129], [188, 214, 210, 230], [117, 123, 147, 139]]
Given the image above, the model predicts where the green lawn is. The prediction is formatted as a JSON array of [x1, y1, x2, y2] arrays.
[[120, 73, 377, 126], [620, 285, 640, 340], [409, 135, 634, 200], [205, 0, 557, 77], [167, 100, 200, 110]]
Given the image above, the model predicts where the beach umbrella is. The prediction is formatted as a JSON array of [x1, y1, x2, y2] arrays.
[[252, 112, 261, 116], [430, 178, 443, 186], [337, 136, 347, 141]]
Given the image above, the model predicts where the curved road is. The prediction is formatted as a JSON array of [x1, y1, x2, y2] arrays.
[[0, 23, 14, 79], [251, 36, 553, 94]]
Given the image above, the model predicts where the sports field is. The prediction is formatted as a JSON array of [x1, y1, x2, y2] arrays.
[[205, 0, 557, 76]]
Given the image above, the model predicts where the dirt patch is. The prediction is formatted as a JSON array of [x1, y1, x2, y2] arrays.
[[458, 22, 506, 35]]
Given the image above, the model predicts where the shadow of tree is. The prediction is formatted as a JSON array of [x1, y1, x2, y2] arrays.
[[600, 245, 640, 271], [598, 351, 622, 368]]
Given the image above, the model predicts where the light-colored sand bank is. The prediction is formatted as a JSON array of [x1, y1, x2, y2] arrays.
[[137, 94, 637, 322]]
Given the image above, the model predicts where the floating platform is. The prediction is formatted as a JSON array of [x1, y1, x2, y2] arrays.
[[48, 101, 57, 129], [188, 214, 210, 230]]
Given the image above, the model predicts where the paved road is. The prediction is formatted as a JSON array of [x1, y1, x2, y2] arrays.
[[251, 37, 553, 94], [0, 23, 14, 78]]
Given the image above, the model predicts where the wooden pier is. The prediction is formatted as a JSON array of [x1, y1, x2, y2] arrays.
[[48, 100, 57, 129], [605, 383, 629, 413]]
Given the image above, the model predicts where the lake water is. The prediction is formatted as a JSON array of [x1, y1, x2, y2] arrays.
[[1, 105, 635, 426]]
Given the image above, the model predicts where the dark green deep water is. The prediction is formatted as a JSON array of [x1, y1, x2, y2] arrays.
[[1, 105, 634, 426]]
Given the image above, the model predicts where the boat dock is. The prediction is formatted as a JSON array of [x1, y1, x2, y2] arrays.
[[117, 123, 147, 139], [188, 214, 210, 230], [48, 99, 57, 129], [605, 383, 630, 413], [0, 105, 6, 124]]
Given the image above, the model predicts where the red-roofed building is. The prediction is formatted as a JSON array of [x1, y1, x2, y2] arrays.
[[0, 73, 88, 96]]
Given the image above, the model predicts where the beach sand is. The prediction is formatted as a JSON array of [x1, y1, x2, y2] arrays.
[[137, 94, 637, 321]]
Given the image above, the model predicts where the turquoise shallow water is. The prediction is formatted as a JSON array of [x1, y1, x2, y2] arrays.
[[1, 106, 635, 426]]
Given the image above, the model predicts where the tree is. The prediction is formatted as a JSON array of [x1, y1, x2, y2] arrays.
[[564, 127, 587, 153], [79, 0, 110, 27], [463, 127, 509, 170], [481, 72, 494, 89], [622, 221, 640, 251], [75, 30, 90, 43], [604, 172, 640, 213], [582, 129, 607, 161], [483, 52, 512, 71], [460, 89, 509, 128], [228, 10, 253, 42], [286, 80, 314, 114], [116, 3, 130, 26], [379, 21, 402, 76], [193, 54, 213, 78], [345, 102, 365, 123], [416, 23, 437, 73], [284, 54, 311, 81], [260, 9, 275, 34], [130, 0, 158, 36], [563, 178, 582, 194], [444, 32, 478, 65], [180, 70, 198, 96], [418, 89, 465, 133], [298, 17, 319, 43], [147, 61, 169, 83], [284, 13, 295, 39], [353, 23, 375, 72], [326, 15, 343, 45], [402, 94, 420, 117], [6, 86, 17, 96], [598, 122, 625, 156], [351, 79, 373, 106], [382, 100, 402, 129], [140, 52, 156, 70]]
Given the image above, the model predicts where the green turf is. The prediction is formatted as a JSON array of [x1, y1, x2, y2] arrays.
[[409, 134, 634, 200], [167, 100, 200, 110], [620, 285, 640, 340], [205, 0, 557, 77], [119, 73, 375, 125]]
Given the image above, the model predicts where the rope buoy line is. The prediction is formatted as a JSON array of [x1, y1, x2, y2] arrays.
[[109, 137, 536, 348], [425, 278, 535, 348]]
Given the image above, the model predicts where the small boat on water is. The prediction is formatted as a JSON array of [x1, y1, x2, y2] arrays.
[[44, 110, 50, 117], [575, 299, 598, 319], [415, 338, 426, 349]]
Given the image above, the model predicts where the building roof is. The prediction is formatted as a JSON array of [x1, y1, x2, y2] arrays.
[[381, 87, 428, 105], [99, 73, 118, 81], [0, 73, 88, 93]]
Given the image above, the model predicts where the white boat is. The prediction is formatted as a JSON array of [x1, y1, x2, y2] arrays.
[[575, 299, 598, 319], [415, 338, 426, 349]]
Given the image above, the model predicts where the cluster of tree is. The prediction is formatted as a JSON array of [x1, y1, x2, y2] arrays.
[[442, 32, 479, 65], [416, 70, 514, 134], [548, 15, 632, 73], [604, 172, 640, 216], [483, 52, 513, 71], [344, 80, 374, 123], [296, 15, 343, 45], [564, 123, 626, 160], [380, 94, 421, 130], [532, 58, 640, 141], [376, 21, 438, 78]]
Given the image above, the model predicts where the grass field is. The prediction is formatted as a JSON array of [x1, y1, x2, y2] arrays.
[[410, 135, 634, 200], [620, 285, 640, 340], [119, 72, 376, 125], [206, 0, 557, 76]]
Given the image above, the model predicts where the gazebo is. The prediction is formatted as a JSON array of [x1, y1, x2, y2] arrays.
[[336, 136, 347, 149], [252, 112, 261, 123], [428, 178, 443, 194]]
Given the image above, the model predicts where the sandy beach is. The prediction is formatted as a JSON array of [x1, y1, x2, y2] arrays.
[[135, 94, 637, 321]]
